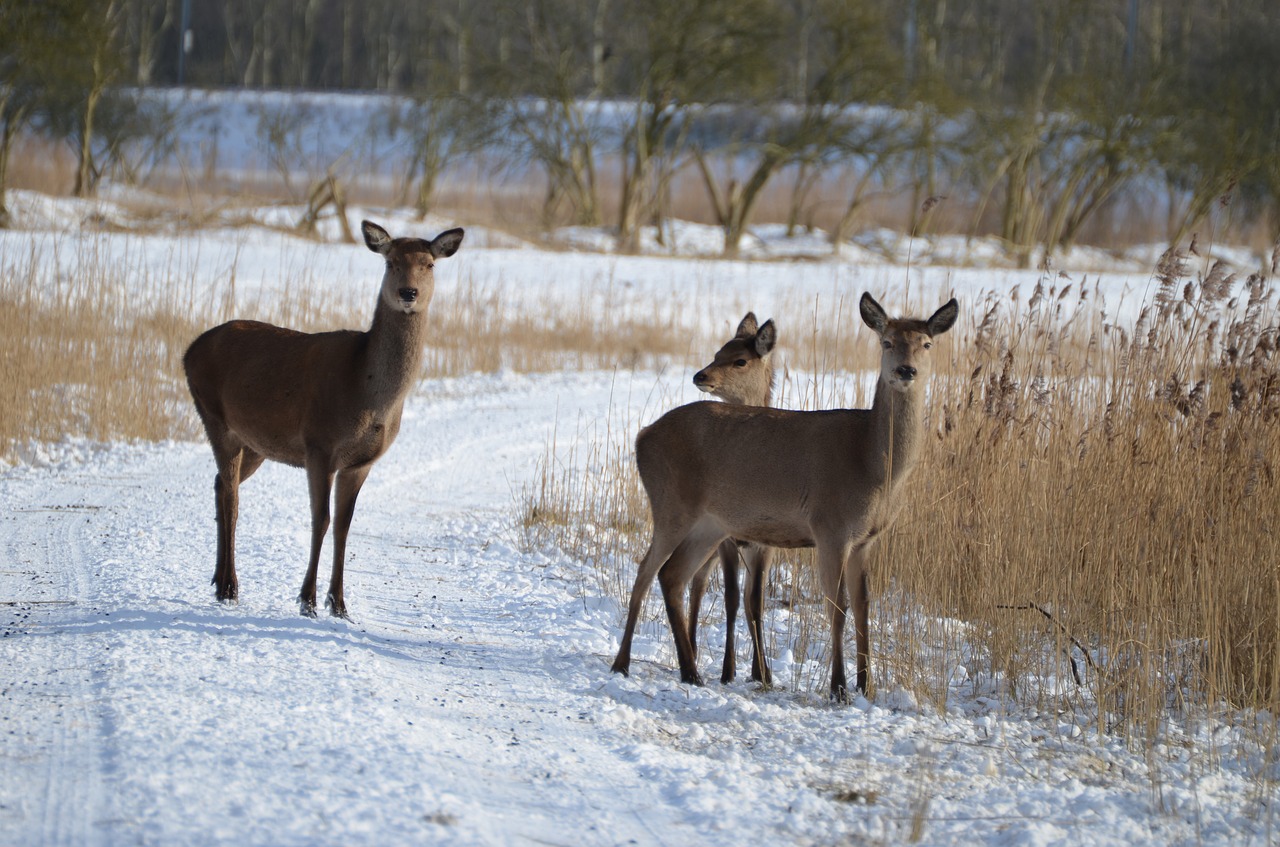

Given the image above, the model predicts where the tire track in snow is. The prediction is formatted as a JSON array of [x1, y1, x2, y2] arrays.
[[2, 474, 114, 845]]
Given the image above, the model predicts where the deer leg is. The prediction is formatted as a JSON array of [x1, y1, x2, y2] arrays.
[[656, 521, 726, 686], [212, 463, 239, 603], [686, 556, 710, 661], [212, 448, 265, 604], [743, 544, 773, 687], [299, 455, 335, 618], [818, 540, 854, 703], [326, 464, 371, 619], [717, 540, 742, 685], [687, 544, 725, 670], [238, 451, 266, 483], [210, 440, 254, 603], [612, 525, 692, 677], [848, 546, 871, 695]]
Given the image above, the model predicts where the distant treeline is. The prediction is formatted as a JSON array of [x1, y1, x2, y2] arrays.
[[2, 0, 1278, 258]]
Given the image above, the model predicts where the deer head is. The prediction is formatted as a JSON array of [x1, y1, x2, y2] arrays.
[[859, 293, 958, 392], [692, 312, 778, 406], [362, 220, 464, 316]]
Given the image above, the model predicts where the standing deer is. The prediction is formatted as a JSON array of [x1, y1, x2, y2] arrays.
[[183, 220, 464, 618], [612, 293, 958, 699], [685, 313, 776, 686]]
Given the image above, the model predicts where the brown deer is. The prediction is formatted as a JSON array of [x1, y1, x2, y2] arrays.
[[611, 293, 958, 699], [183, 220, 464, 618], [685, 313, 776, 686]]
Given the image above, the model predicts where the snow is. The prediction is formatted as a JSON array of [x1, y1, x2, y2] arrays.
[[3, 192, 1278, 845]]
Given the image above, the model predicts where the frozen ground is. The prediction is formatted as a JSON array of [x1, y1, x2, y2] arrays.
[[2, 193, 1278, 846]]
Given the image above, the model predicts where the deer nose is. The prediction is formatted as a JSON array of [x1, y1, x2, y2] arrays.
[[692, 370, 708, 385], [895, 365, 917, 381], [398, 287, 418, 302]]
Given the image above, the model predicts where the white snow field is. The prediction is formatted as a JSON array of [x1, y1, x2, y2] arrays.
[[2, 193, 1278, 846]]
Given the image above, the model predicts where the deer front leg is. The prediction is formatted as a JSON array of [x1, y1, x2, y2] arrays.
[[848, 546, 871, 695], [299, 455, 335, 618], [818, 539, 853, 703], [327, 464, 371, 619]]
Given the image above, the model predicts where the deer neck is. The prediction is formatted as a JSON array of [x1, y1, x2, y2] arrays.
[[762, 366, 775, 408], [362, 300, 429, 409], [868, 377, 925, 487]]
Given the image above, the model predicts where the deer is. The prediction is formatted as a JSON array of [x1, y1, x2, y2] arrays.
[[684, 313, 777, 687], [183, 220, 464, 618], [611, 293, 958, 700]]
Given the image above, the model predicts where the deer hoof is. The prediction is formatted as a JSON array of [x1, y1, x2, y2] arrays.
[[299, 598, 318, 618]]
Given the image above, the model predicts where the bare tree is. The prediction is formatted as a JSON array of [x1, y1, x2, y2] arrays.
[[612, 0, 780, 252]]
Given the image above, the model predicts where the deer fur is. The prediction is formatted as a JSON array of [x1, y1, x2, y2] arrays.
[[686, 312, 776, 686], [183, 220, 464, 617], [611, 293, 958, 699]]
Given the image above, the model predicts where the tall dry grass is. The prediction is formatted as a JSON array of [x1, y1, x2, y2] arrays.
[[0, 237, 205, 457], [0, 229, 704, 465], [893, 251, 1280, 727], [519, 240, 1280, 749]]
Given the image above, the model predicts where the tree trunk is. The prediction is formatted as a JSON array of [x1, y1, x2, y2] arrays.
[[75, 78, 103, 198], [0, 104, 21, 228]]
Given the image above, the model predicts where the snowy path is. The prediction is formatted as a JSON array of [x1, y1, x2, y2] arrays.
[[2, 369, 1275, 847], [1, 370, 680, 846]]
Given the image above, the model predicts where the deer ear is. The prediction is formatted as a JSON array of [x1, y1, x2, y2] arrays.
[[430, 228, 465, 258], [860, 293, 888, 334], [362, 221, 392, 254], [754, 319, 777, 356], [927, 298, 959, 336], [735, 312, 759, 338]]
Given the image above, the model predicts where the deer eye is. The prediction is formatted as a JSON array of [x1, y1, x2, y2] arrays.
[[881, 340, 892, 349], [923, 341, 933, 349], [734, 359, 748, 367]]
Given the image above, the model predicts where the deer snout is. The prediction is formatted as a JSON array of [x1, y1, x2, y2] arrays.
[[895, 364, 918, 381], [398, 287, 418, 302], [692, 370, 714, 392]]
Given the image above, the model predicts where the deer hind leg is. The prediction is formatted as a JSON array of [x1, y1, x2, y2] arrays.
[[818, 539, 854, 702], [715, 540, 742, 685], [210, 442, 261, 604], [326, 463, 371, 619], [742, 543, 773, 687], [612, 520, 695, 677], [299, 453, 335, 618], [656, 519, 728, 686]]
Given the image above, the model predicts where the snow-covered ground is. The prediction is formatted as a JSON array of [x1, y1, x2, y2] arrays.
[[2, 192, 1278, 846]]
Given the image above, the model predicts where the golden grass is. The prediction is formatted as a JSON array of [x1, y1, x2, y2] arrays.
[[0, 229, 702, 464], [0, 237, 205, 455]]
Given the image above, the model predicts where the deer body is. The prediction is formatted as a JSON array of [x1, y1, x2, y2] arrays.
[[686, 313, 776, 686], [183, 221, 464, 617], [612, 293, 957, 699]]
